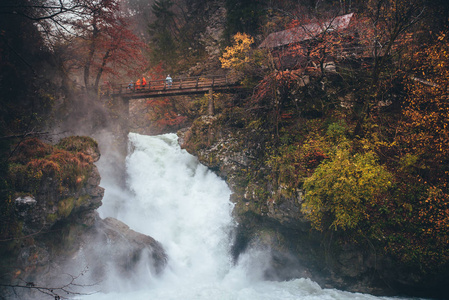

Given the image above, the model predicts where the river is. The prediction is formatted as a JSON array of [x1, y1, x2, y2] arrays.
[[81, 133, 418, 300]]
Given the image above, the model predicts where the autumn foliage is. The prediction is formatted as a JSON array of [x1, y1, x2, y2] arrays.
[[401, 33, 449, 166], [215, 0, 449, 275], [8, 137, 97, 193], [57, 0, 148, 91], [145, 98, 188, 131], [298, 31, 449, 270], [220, 33, 255, 69], [382, 32, 449, 267]]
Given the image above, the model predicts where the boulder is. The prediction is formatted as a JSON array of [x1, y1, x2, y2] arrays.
[[81, 217, 167, 277]]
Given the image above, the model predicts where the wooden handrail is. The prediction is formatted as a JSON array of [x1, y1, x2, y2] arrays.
[[106, 74, 241, 96]]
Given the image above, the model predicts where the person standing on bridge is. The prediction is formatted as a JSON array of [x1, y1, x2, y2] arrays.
[[136, 78, 141, 90], [142, 76, 147, 89], [166, 75, 172, 88]]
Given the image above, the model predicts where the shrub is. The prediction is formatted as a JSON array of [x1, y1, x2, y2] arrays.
[[302, 149, 393, 231], [8, 138, 95, 194], [9, 138, 52, 164], [56, 136, 98, 156]]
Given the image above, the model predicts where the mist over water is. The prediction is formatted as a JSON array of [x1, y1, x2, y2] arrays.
[[83, 133, 413, 300]]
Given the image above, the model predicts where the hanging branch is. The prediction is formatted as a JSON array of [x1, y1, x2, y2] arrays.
[[0, 267, 99, 300]]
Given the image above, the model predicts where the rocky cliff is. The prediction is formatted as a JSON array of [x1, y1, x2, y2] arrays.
[[0, 136, 166, 299], [178, 111, 447, 299]]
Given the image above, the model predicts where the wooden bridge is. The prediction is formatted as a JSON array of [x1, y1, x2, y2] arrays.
[[109, 74, 243, 99]]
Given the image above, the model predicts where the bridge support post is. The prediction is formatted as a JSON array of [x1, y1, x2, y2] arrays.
[[207, 88, 214, 116], [120, 96, 130, 143], [118, 96, 129, 187]]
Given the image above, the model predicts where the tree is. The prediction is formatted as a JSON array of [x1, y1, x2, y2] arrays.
[[121, 0, 157, 40], [224, 0, 267, 40], [385, 33, 449, 266], [145, 97, 188, 132], [67, 0, 148, 92], [265, 0, 426, 136], [400, 33, 449, 168], [148, 0, 179, 70], [220, 32, 266, 87], [0, 2, 146, 295], [220, 32, 256, 70], [0, 267, 95, 300], [350, 0, 426, 135], [1, 0, 148, 95], [299, 27, 449, 270], [220, 32, 300, 139], [0, 0, 58, 144], [147, 0, 207, 73], [303, 147, 393, 231], [0, 0, 91, 22]]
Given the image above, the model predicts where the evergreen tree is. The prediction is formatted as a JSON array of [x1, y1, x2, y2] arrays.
[[148, 0, 179, 71], [224, 0, 267, 41]]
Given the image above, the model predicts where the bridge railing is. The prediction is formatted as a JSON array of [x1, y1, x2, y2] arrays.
[[110, 74, 239, 95]]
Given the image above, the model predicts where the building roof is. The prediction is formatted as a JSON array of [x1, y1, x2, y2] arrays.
[[259, 13, 354, 49]]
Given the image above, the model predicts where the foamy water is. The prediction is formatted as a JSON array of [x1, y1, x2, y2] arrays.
[[83, 133, 414, 300]]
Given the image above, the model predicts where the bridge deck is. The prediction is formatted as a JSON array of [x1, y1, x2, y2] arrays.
[[109, 75, 242, 99]]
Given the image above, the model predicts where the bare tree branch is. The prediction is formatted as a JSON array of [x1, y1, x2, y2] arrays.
[[0, 267, 99, 300]]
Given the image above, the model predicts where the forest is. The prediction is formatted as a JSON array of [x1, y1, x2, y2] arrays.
[[1, 0, 449, 298]]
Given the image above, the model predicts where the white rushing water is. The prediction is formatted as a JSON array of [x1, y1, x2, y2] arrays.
[[83, 133, 413, 300]]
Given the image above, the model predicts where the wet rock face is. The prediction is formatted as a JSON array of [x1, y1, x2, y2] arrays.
[[8, 136, 104, 234], [1, 136, 167, 299], [16, 165, 105, 236], [5, 215, 168, 299], [80, 217, 167, 278], [178, 118, 448, 298]]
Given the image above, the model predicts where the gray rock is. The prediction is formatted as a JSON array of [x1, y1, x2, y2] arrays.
[[91, 217, 167, 275]]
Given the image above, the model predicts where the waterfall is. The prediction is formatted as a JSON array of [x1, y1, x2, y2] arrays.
[[82, 133, 411, 300]]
